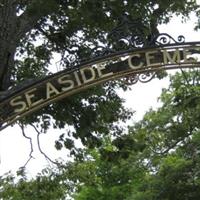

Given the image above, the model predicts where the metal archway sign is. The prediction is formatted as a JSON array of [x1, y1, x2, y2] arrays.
[[1, 40, 200, 130]]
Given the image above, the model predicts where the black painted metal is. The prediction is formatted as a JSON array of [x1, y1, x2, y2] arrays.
[[1, 16, 200, 131], [1, 41, 200, 131]]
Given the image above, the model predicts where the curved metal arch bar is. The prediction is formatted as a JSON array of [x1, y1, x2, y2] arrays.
[[1, 41, 200, 131]]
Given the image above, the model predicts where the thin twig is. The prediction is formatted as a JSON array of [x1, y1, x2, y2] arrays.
[[150, 128, 194, 156], [30, 123, 60, 166], [19, 123, 35, 167]]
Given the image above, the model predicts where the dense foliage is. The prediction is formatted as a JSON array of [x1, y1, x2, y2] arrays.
[[1, 0, 200, 199], [2, 70, 200, 199], [65, 70, 200, 199], [0, 0, 198, 149]]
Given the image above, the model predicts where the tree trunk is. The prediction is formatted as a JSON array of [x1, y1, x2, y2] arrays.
[[0, 0, 18, 91], [0, 1, 52, 92]]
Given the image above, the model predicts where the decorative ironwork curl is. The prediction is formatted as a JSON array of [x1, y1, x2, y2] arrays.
[[90, 14, 186, 59], [56, 14, 187, 71], [107, 15, 149, 49], [178, 35, 185, 43], [122, 72, 156, 85], [153, 33, 185, 46], [58, 15, 187, 88], [93, 33, 186, 59], [91, 46, 115, 58], [122, 75, 139, 85], [139, 72, 156, 83]]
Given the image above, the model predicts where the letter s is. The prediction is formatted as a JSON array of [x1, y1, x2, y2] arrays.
[[10, 96, 27, 113]]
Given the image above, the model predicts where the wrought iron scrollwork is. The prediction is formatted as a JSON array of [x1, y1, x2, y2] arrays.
[[107, 14, 150, 49], [91, 33, 186, 59], [48, 15, 187, 87], [90, 14, 186, 58], [87, 15, 186, 86], [122, 72, 156, 85], [139, 72, 157, 83], [153, 33, 185, 46], [91, 46, 115, 58]]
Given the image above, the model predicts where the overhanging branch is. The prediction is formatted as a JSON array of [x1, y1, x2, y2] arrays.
[[19, 123, 35, 167], [30, 123, 60, 166]]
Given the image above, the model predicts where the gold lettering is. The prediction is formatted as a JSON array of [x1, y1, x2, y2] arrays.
[[96, 65, 113, 78], [163, 49, 180, 64], [10, 96, 27, 113], [46, 82, 60, 99], [25, 88, 44, 107], [58, 74, 75, 91], [146, 50, 161, 67], [128, 54, 144, 69], [74, 71, 82, 86], [183, 48, 196, 62], [80, 67, 96, 83]]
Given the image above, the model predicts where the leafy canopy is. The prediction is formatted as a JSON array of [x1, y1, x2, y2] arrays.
[[0, 1, 200, 199], [9, 0, 198, 151], [2, 69, 200, 199]]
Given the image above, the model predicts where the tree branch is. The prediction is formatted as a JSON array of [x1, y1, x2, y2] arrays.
[[19, 123, 35, 167], [16, 9, 42, 39], [16, 0, 59, 40], [30, 123, 60, 166], [151, 127, 194, 156]]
